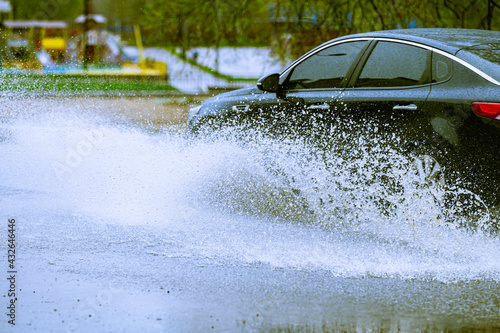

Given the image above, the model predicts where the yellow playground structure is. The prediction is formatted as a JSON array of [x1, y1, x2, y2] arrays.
[[0, 15, 167, 80]]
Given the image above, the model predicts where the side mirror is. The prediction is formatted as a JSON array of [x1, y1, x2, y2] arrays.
[[257, 73, 280, 92]]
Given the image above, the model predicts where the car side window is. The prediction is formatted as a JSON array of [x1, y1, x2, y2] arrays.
[[432, 52, 453, 83], [284, 41, 367, 90], [354, 41, 431, 88]]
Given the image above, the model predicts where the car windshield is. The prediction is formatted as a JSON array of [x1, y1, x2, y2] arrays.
[[456, 43, 500, 83]]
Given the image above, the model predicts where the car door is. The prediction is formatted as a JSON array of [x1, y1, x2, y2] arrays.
[[258, 40, 370, 136], [335, 40, 432, 144]]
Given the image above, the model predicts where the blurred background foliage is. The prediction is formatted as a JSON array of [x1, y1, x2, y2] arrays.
[[11, 0, 84, 21], [9, 0, 500, 60]]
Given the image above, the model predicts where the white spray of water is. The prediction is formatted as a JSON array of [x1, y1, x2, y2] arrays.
[[1, 103, 500, 283]]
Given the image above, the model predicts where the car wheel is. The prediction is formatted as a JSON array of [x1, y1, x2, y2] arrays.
[[407, 143, 448, 210], [413, 153, 445, 187], [410, 143, 495, 230], [408, 141, 446, 187]]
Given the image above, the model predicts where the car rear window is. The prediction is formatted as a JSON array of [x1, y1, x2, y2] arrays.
[[456, 43, 500, 83], [466, 44, 500, 64]]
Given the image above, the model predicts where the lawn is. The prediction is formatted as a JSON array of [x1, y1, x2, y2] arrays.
[[0, 74, 178, 95]]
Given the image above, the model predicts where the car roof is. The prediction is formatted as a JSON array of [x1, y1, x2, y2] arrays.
[[334, 28, 500, 55]]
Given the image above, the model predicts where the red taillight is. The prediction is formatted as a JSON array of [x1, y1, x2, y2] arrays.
[[472, 102, 500, 120]]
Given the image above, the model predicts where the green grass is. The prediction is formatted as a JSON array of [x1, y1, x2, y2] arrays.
[[0, 74, 178, 95]]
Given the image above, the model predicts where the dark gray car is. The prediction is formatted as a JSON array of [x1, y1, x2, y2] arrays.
[[188, 29, 500, 207]]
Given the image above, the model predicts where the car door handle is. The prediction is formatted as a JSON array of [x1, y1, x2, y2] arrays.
[[308, 103, 330, 110], [393, 104, 418, 111]]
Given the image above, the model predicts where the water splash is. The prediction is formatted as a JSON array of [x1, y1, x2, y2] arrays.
[[1, 101, 500, 283]]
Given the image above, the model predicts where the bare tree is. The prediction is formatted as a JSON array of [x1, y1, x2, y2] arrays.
[[484, 0, 500, 29]]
